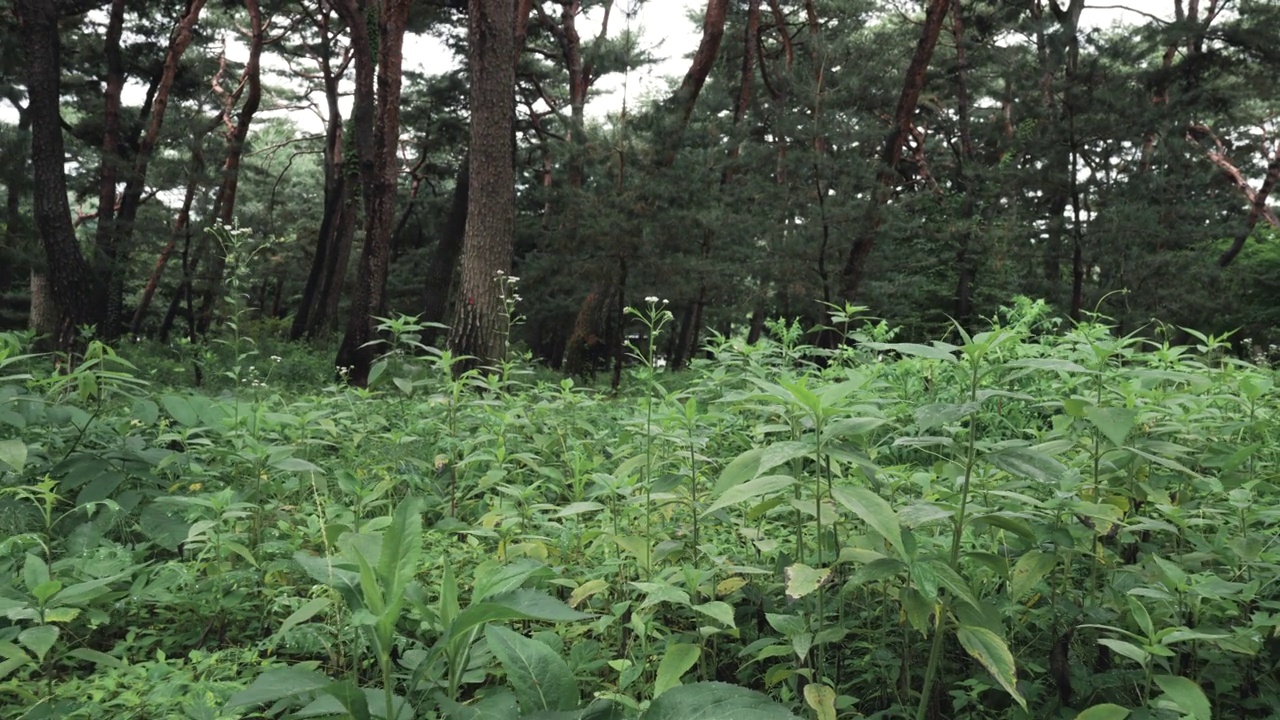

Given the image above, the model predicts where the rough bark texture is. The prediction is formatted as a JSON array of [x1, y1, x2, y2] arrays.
[[335, 0, 414, 386], [449, 0, 516, 375], [17, 0, 103, 347], [838, 0, 949, 302]]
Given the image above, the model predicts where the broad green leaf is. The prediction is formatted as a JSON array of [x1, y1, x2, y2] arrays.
[[631, 582, 692, 610], [0, 438, 26, 474], [914, 401, 982, 431], [803, 683, 837, 720], [956, 626, 1026, 710], [1009, 550, 1057, 601], [450, 589, 590, 640], [569, 579, 609, 608], [1008, 358, 1094, 374], [986, 446, 1067, 484], [1075, 704, 1131, 720], [160, 394, 200, 427], [273, 457, 323, 473], [692, 601, 736, 628], [1127, 595, 1153, 639], [65, 648, 123, 668], [757, 442, 813, 474], [18, 626, 58, 662], [831, 487, 905, 561], [275, 598, 331, 641], [654, 643, 701, 698], [825, 417, 887, 438], [1084, 406, 1137, 449], [1153, 675, 1211, 720], [640, 681, 800, 720], [706, 475, 795, 515], [555, 501, 607, 517], [473, 558, 548, 601], [22, 554, 49, 594], [783, 563, 831, 600], [485, 624, 579, 713], [713, 448, 764, 496], [864, 341, 959, 361], [31, 580, 62, 605], [1097, 638, 1150, 666], [438, 690, 519, 720], [225, 667, 333, 709]]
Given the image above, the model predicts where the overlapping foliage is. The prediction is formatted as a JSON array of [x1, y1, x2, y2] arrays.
[[0, 301, 1278, 719]]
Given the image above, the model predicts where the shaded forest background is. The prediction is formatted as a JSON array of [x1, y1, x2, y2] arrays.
[[2, 0, 1279, 381]]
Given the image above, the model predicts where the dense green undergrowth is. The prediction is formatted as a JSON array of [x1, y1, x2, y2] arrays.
[[2, 303, 1278, 720]]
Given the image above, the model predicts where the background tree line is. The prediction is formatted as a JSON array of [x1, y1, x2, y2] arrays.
[[1, 0, 1278, 384]]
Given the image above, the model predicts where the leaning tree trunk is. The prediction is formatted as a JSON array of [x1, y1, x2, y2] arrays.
[[104, 0, 208, 338], [16, 0, 103, 349], [421, 156, 470, 348], [839, 0, 949, 302], [334, 0, 414, 386], [448, 0, 517, 375]]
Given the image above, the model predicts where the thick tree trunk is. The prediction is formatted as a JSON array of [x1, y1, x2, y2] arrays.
[[448, 0, 516, 375], [335, 0, 414, 385], [838, 0, 949, 302], [16, 0, 103, 348], [0, 94, 30, 296]]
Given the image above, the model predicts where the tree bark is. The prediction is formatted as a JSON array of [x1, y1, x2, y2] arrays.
[[838, 0, 949, 302], [657, 0, 730, 167], [16, 0, 103, 348], [448, 0, 517, 375], [421, 156, 470, 348], [104, 0, 209, 338], [335, 0, 415, 386], [196, 0, 265, 334], [292, 7, 357, 341], [92, 0, 126, 324]]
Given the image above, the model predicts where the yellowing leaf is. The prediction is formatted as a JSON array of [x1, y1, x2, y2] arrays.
[[784, 563, 831, 600], [803, 683, 837, 720], [569, 579, 609, 609]]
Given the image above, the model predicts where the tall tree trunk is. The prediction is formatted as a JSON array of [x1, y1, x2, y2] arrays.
[[104, 0, 209, 338], [838, 0, 949, 302], [335, 0, 414, 386], [421, 156, 470, 348], [292, 9, 356, 341], [449, 0, 517, 375], [16, 0, 103, 348], [0, 94, 30, 296], [129, 144, 202, 337], [196, 0, 265, 333], [658, 0, 730, 166], [92, 0, 126, 324]]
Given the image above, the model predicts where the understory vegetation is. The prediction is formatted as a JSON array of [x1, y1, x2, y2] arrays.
[[1, 300, 1278, 720]]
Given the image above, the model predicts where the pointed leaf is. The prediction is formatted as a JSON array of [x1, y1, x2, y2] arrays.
[[707, 475, 795, 515], [831, 487, 905, 561], [224, 666, 332, 709], [1009, 550, 1057, 601], [0, 438, 26, 474], [485, 624, 579, 713], [17, 626, 58, 662], [784, 563, 831, 600], [803, 683, 837, 720], [1075, 704, 1131, 720], [654, 643, 701, 698], [1085, 406, 1137, 449], [1153, 675, 1211, 720], [956, 626, 1026, 710], [692, 601, 737, 628], [640, 681, 800, 720], [986, 446, 1067, 484]]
